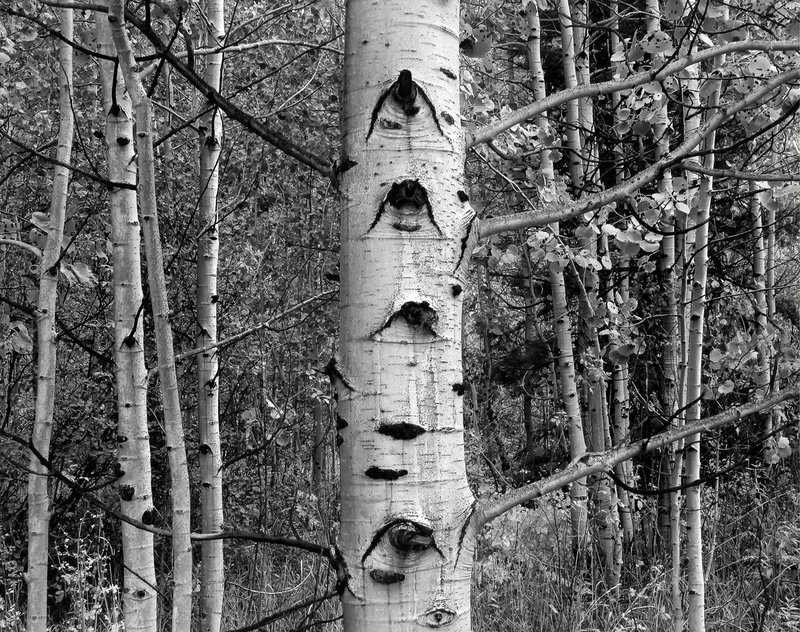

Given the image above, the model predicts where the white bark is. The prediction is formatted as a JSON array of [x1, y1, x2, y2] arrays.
[[750, 181, 772, 456], [683, 17, 730, 624], [97, 10, 157, 632], [107, 4, 193, 630], [26, 9, 74, 631], [197, 1, 225, 629], [337, 1, 476, 629]]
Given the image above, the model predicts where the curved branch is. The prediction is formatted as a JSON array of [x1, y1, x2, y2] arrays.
[[469, 39, 800, 148], [680, 161, 800, 182], [0, 239, 42, 259], [478, 68, 800, 238], [475, 384, 800, 528]]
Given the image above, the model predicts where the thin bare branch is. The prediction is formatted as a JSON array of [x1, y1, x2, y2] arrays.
[[476, 384, 800, 526], [478, 68, 800, 238]]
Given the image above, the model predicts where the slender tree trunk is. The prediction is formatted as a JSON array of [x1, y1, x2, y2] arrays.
[[558, 0, 584, 193], [197, 1, 225, 629], [608, 0, 636, 553], [26, 10, 74, 632], [765, 183, 781, 438], [108, 5, 193, 631], [336, 1, 478, 629], [97, 10, 158, 632], [526, 0, 588, 570], [750, 181, 773, 458], [683, 21, 728, 626]]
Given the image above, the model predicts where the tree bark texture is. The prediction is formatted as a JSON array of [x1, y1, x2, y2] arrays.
[[97, 10, 158, 632], [197, 0, 226, 629], [26, 9, 74, 632], [336, 1, 478, 629], [683, 23, 730, 626], [108, 4, 193, 630]]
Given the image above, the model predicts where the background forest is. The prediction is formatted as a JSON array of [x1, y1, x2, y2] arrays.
[[1, 0, 800, 631]]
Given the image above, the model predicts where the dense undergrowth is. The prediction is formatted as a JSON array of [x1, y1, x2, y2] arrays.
[[3, 462, 799, 632]]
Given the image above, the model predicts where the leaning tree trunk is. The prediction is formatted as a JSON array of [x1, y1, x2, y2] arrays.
[[335, 1, 478, 629], [108, 4, 193, 631], [196, 0, 226, 629], [97, 10, 158, 632], [26, 9, 74, 632]]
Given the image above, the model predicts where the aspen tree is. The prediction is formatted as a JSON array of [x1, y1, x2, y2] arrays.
[[96, 9, 157, 632], [683, 9, 729, 627], [196, 0, 226, 629], [26, 9, 74, 632], [107, 3, 192, 630], [750, 180, 773, 456]]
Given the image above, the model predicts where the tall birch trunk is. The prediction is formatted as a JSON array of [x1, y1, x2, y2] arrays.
[[97, 11, 158, 632], [26, 10, 74, 631], [336, 1, 477, 629], [683, 21, 728, 627], [108, 5, 193, 630], [197, 1, 225, 629]]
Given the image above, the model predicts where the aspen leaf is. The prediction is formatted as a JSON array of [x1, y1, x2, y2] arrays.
[[717, 380, 734, 395], [709, 349, 724, 364], [9, 322, 33, 354], [664, 0, 685, 20], [641, 31, 674, 55], [62, 262, 97, 286], [601, 223, 619, 236], [0, 52, 10, 65], [30, 211, 49, 231], [274, 430, 291, 448], [777, 437, 791, 459], [747, 55, 773, 78]]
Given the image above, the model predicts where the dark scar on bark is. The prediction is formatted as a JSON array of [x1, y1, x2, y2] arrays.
[[365, 466, 408, 480], [454, 215, 477, 274], [454, 500, 478, 566], [441, 111, 455, 125], [377, 422, 426, 440], [452, 284, 463, 297], [457, 190, 469, 202], [452, 383, 465, 395], [440, 67, 457, 79], [388, 520, 443, 556], [323, 357, 355, 391], [375, 301, 438, 336], [362, 519, 443, 564], [366, 69, 445, 141], [336, 434, 344, 447], [420, 607, 457, 627], [336, 415, 349, 430], [370, 569, 406, 584], [368, 179, 441, 234]]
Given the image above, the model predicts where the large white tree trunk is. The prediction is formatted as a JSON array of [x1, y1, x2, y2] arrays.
[[197, 1, 225, 629], [26, 9, 74, 632], [336, 1, 477, 629], [97, 10, 158, 632]]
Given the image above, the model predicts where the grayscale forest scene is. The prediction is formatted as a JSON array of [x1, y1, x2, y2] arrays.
[[1, 0, 799, 631]]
